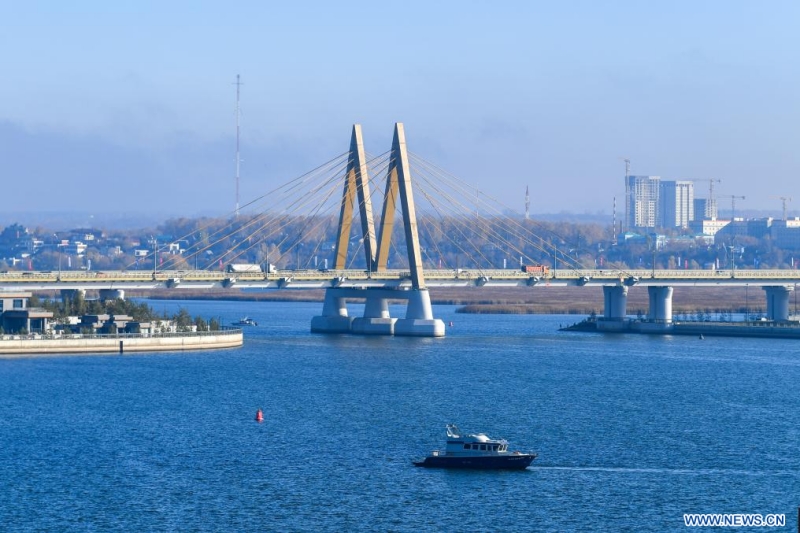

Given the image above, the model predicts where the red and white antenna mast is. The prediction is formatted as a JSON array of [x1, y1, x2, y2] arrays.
[[525, 185, 530, 220], [234, 74, 242, 216]]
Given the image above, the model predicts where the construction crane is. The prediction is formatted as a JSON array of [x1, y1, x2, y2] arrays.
[[722, 195, 745, 220], [771, 195, 793, 220], [695, 178, 721, 218]]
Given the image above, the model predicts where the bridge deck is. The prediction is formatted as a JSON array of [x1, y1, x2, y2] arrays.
[[1, 268, 799, 291]]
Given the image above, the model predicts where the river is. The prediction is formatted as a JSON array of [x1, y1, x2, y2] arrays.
[[1, 300, 798, 531]]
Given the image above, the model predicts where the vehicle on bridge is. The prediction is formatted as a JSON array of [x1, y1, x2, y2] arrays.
[[226, 263, 262, 273], [522, 264, 549, 275], [225, 263, 276, 273]]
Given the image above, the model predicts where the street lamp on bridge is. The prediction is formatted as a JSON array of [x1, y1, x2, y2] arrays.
[[151, 236, 158, 276], [54, 234, 62, 278]]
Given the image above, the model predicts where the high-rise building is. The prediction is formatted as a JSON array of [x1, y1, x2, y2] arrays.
[[660, 180, 694, 228], [626, 175, 660, 228], [693, 197, 718, 220]]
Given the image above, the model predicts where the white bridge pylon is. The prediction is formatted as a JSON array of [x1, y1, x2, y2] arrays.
[[311, 123, 445, 337]]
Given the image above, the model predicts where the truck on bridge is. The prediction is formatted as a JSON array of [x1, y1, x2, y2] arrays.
[[225, 263, 276, 273], [521, 264, 549, 275]]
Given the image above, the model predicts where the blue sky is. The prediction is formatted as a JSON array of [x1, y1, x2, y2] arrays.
[[1, 1, 798, 220]]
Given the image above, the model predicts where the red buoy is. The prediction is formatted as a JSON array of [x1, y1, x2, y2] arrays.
[[255, 409, 264, 423]]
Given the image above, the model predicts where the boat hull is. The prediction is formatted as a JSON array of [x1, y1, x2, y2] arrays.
[[413, 453, 536, 470]]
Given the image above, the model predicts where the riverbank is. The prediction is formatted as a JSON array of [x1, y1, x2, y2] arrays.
[[562, 317, 800, 339], [130, 286, 780, 316], [0, 328, 243, 357]]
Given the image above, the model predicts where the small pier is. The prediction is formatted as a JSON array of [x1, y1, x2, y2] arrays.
[[563, 317, 800, 339]]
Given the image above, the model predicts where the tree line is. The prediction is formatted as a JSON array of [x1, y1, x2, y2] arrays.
[[4, 215, 800, 273], [29, 293, 222, 332]]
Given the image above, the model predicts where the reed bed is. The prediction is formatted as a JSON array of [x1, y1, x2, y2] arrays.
[[128, 285, 777, 317]]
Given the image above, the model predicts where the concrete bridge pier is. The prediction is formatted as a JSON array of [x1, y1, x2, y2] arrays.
[[647, 286, 674, 323], [394, 289, 445, 337], [352, 292, 396, 335], [764, 286, 793, 321], [60, 289, 86, 303], [597, 285, 629, 332], [602, 286, 628, 320], [310, 289, 354, 333], [99, 289, 125, 301], [311, 287, 444, 337]]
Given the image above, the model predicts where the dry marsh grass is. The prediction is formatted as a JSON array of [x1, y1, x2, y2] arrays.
[[131, 285, 775, 316]]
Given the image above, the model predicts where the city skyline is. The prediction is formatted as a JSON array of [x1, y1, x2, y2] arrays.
[[1, 1, 798, 218]]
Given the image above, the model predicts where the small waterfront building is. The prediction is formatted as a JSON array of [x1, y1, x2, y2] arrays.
[[0, 292, 53, 334], [123, 322, 155, 335], [75, 314, 135, 334], [59, 315, 173, 335], [2, 309, 54, 334]]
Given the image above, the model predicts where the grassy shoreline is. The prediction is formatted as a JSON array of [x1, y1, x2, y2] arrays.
[[130, 286, 779, 316]]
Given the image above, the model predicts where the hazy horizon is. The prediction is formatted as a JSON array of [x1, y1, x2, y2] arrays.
[[2, 1, 798, 217]]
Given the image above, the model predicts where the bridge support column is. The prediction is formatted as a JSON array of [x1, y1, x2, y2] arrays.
[[764, 286, 793, 322], [394, 289, 445, 337], [602, 286, 628, 320], [60, 289, 86, 303], [352, 294, 397, 335], [312, 287, 444, 337], [647, 286, 674, 323], [310, 290, 354, 333], [597, 286, 629, 331], [99, 289, 125, 301]]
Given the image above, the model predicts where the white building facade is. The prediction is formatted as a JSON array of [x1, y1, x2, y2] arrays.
[[626, 175, 660, 229], [660, 180, 695, 228]]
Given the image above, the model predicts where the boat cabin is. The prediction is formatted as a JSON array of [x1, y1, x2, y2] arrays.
[[443, 424, 510, 456], [415, 424, 536, 469]]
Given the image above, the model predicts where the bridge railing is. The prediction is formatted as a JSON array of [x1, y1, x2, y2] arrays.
[[557, 269, 800, 280], [2, 268, 800, 285]]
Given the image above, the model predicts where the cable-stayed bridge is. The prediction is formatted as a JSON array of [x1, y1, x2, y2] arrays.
[[3, 123, 800, 336]]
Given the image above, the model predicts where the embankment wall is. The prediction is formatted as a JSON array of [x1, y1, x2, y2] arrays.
[[0, 330, 243, 356]]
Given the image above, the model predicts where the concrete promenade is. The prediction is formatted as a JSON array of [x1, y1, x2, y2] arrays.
[[565, 317, 800, 339], [0, 328, 243, 356]]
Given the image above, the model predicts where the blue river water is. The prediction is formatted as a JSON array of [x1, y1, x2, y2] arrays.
[[1, 300, 799, 532]]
